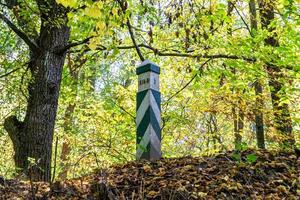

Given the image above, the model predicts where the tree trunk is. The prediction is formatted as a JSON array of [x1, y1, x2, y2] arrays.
[[58, 137, 71, 180], [58, 104, 74, 180], [237, 104, 244, 139], [227, 1, 243, 150], [249, 0, 265, 149], [258, 0, 295, 148], [4, 1, 70, 181], [58, 53, 83, 180], [254, 81, 265, 149], [232, 107, 242, 149]]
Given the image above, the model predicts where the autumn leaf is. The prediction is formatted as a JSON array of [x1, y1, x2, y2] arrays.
[[146, 190, 159, 198], [56, 0, 77, 8]]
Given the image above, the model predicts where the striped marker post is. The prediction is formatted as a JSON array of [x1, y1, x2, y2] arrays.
[[136, 60, 161, 161]]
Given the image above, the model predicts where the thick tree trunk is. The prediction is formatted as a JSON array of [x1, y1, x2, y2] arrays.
[[267, 67, 293, 142], [249, 0, 265, 149], [25, 28, 69, 182], [4, 1, 70, 181], [258, 0, 295, 148]]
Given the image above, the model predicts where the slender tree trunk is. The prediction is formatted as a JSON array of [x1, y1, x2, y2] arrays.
[[227, 1, 243, 149], [237, 102, 244, 139], [4, 1, 70, 181], [249, 0, 265, 149], [258, 0, 295, 148], [254, 81, 265, 148], [232, 107, 242, 148], [58, 53, 84, 180], [58, 104, 74, 180]]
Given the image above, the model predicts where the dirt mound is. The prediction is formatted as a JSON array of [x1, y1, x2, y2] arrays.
[[1, 149, 299, 199]]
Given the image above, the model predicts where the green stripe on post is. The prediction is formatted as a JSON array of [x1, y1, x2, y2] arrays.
[[136, 63, 160, 75]]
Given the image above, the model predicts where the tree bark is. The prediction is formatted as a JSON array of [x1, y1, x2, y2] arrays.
[[249, 0, 265, 149], [3, 0, 70, 181], [254, 81, 265, 149], [258, 0, 295, 148], [232, 106, 243, 149]]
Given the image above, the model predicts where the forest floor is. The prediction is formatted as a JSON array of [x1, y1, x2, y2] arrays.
[[0, 149, 299, 200]]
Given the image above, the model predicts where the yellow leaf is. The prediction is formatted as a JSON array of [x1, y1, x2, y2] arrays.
[[56, 0, 77, 8], [112, 7, 118, 16], [88, 42, 97, 50], [85, 5, 102, 18], [143, 165, 151, 173], [96, 21, 106, 30], [147, 190, 159, 198], [67, 12, 74, 19], [95, 2, 103, 9], [198, 192, 207, 197], [88, 38, 99, 50]]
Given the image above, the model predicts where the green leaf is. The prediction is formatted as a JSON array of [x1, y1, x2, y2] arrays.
[[246, 154, 257, 164]]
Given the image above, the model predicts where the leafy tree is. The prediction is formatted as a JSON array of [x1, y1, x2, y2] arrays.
[[1, 0, 72, 181]]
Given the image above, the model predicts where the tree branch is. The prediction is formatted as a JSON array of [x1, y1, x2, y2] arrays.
[[57, 36, 94, 54], [125, 20, 145, 61], [86, 43, 257, 62], [0, 67, 20, 79], [232, 4, 252, 36], [165, 58, 212, 103], [117, 0, 145, 61], [0, 12, 39, 52], [70, 42, 293, 71], [0, 2, 9, 7]]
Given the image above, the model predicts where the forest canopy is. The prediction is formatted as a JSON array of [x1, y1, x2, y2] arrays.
[[0, 0, 299, 183]]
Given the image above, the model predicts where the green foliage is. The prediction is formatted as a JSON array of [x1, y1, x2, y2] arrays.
[[246, 154, 258, 164], [0, 0, 299, 179]]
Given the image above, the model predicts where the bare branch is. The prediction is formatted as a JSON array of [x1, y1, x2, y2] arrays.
[[0, 67, 20, 79], [0, 12, 39, 52], [70, 43, 256, 62], [0, 2, 9, 7], [126, 20, 145, 61], [117, 0, 145, 61], [165, 58, 212, 103], [57, 36, 94, 54], [232, 4, 252, 36], [70, 42, 294, 70], [136, 44, 259, 63]]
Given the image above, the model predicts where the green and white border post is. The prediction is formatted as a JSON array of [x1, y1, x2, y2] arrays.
[[136, 60, 161, 161]]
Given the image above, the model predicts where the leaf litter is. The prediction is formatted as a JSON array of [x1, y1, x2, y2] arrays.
[[0, 149, 299, 199]]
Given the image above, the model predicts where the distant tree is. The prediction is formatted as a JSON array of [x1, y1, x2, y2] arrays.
[[249, 0, 265, 149]]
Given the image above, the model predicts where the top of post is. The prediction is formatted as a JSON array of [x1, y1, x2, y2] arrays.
[[136, 60, 160, 75]]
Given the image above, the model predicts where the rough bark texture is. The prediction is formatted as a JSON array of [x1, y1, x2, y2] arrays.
[[4, 0, 70, 181], [4, 116, 27, 170], [249, 0, 265, 149], [258, 0, 295, 148]]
